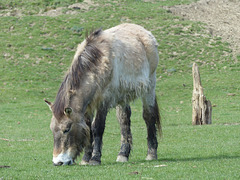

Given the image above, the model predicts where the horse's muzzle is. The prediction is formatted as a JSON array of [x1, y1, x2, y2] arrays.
[[53, 160, 73, 166]]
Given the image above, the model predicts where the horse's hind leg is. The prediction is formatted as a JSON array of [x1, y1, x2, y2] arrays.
[[142, 92, 160, 160], [116, 104, 132, 162]]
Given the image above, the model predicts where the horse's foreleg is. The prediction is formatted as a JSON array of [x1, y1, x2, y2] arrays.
[[80, 114, 93, 165], [89, 105, 108, 165], [142, 94, 160, 161], [116, 104, 132, 162]]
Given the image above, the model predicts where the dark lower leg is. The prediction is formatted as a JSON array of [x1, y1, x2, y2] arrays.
[[116, 105, 132, 162], [81, 115, 93, 164], [143, 101, 159, 160], [89, 106, 108, 165], [81, 144, 92, 164]]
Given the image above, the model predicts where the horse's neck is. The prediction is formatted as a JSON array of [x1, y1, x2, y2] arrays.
[[69, 56, 111, 114], [70, 79, 98, 114]]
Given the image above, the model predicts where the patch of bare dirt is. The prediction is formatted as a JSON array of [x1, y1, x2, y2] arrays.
[[0, 8, 23, 17], [40, 0, 98, 16], [168, 0, 240, 56], [0, 0, 98, 17]]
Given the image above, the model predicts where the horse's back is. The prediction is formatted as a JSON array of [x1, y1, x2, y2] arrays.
[[96, 24, 159, 104], [105, 23, 158, 87], [105, 23, 159, 75]]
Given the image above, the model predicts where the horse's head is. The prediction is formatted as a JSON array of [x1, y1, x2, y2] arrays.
[[45, 100, 90, 166]]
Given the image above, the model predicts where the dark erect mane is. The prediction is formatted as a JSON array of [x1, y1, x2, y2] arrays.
[[52, 29, 103, 120]]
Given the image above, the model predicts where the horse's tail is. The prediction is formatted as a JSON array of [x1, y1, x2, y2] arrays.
[[155, 97, 162, 138]]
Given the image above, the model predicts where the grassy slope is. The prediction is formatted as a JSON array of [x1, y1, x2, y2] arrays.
[[0, 0, 239, 179]]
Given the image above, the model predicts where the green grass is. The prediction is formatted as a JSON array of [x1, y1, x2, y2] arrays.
[[0, 0, 84, 15], [0, 0, 240, 179]]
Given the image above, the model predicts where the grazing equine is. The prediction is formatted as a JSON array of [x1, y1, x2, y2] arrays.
[[45, 23, 161, 166]]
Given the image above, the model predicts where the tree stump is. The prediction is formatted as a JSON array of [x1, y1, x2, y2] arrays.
[[192, 63, 212, 125]]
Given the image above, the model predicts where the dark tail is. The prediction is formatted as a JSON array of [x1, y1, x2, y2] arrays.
[[154, 97, 162, 138]]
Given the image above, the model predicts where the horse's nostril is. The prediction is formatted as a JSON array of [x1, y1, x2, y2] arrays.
[[53, 162, 63, 166], [66, 160, 72, 165]]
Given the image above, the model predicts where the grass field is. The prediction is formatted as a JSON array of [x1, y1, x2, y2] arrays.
[[0, 0, 239, 179]]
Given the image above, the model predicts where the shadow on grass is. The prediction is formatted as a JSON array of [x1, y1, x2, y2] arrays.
[[98, 154, 240, 166], [160, 154, 240, 163]]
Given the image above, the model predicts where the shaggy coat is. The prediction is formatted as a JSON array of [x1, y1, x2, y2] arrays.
[[46, 23, 161, 166]]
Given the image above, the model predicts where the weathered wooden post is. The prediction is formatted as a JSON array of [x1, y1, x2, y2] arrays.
[[192, 63, 212, 125]]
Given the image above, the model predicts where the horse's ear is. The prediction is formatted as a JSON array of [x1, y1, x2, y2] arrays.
[[44, 99, 52, 111], [64, 107, 73, 116]]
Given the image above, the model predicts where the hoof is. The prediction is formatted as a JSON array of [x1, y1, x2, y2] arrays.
[[80, 160, 89, 165], [89, 160, 101, 166], [116, 155, 128, 162], [146, 154, 157, 161]]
